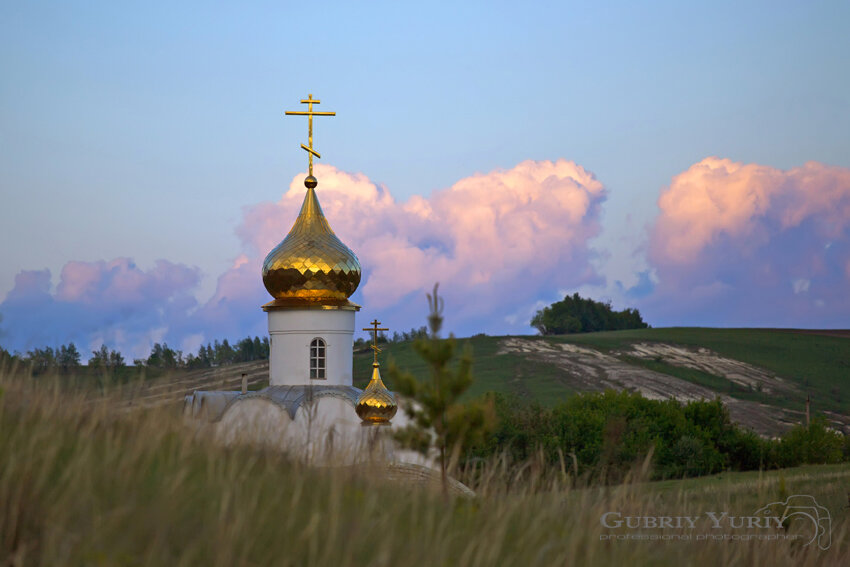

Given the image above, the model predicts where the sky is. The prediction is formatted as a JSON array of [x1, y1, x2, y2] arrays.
[[1, 1, 849, 360]]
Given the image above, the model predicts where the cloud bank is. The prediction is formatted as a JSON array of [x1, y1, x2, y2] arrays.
[[0, 160, 607, 357], [0, 259, 201, 360], [644, 157, 850, 327], [4, 156, 848, 360]]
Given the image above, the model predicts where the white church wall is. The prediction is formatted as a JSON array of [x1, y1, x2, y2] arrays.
[[213, 394, 439, 469], [291, 396, 363, 464], [382, 397, 440, 469], [215, 398, 295, 450], [268, 309, 355, 387]]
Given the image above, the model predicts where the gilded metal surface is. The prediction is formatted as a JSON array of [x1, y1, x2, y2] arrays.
[[261, 298, 360, 312], [262, 185, 361, 300], [355, 363, 398, 424], [356, 320, 397, 424], [363, 319, 389, 364], [285, 93, 335, 177]]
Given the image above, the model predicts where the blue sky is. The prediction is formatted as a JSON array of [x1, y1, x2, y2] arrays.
[[2, 1, 849, 356]]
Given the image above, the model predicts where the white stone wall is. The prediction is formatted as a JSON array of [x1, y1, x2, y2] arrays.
[[267, 309, 355, 387], [214, 395, 438, 468], [215, 398, 294, 448]]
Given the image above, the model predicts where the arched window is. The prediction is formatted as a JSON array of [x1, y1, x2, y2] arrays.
[[310, 338, 326, 380]]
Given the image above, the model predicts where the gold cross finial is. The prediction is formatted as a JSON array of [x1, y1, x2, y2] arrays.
[[285, 93, 336, 178], [362, 319, 389, 365]]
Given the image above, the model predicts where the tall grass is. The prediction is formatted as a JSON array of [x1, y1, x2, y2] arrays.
[[1, 369, 848, 566]]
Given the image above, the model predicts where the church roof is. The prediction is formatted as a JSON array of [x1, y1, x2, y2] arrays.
[[261, 181, 361, 303], [355, 363, 398, 424], [217, 385, 362, 421]]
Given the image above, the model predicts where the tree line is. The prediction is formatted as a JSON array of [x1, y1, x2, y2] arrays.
[[1, 343, 92, 374], [0, 335, 271, 374], [531, 292, 649, 335], [136, 336, 270, 369], [4, 327, 436, 372], [354, 326, 430, 351]]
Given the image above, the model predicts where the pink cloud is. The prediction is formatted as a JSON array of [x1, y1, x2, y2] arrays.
[[0, 259, 201, 358], [236, 160, 607, 333], [55, 258, 200, 305], [645, 157, 850, 326], [1, 159, 608, 354]]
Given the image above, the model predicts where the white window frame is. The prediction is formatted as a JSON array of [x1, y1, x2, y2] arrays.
[[310, 338, 326, 380]]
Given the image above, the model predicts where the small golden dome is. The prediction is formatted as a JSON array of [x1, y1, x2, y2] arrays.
[[262, 178, 361, 301], [356, 363, 398, 424]]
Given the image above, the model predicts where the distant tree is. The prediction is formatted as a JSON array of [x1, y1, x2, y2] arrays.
[[22, 343, 80, 374], [531, 292, 649, 335], [235, 337, 252, 362], [182, 336, 270, 368], [212, 339, 235, 366], [387, 326, 429, 343], [89, 344, 126, 369], [253, 336, 263, 359], [234, 336, 266, 362], [146, 343, 182, 369], [0, 345, 18, 367], [57, 343, 81, 372], [199, 344, 213, 367], [389, 284, 492, 496]]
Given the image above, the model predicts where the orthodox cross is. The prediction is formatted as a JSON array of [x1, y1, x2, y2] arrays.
[[285, 93, 336, 177], [362, 319, 389, 365]]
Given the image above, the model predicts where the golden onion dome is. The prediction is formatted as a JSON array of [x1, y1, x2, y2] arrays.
[[355, 363, 398, 424], [262, 176, 361, 301]]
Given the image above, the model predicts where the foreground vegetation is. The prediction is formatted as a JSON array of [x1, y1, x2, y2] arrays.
[[469, 391, 850, 484], [2, 373, 849, 566]]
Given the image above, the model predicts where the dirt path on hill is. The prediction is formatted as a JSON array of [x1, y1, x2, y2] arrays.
[[497, 337, 817, 436], [617, 342, 799, 396]]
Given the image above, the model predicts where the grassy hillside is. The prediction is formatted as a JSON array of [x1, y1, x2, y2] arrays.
[[552, 328, 850, 415], [354, 334, 578, 403], [2, 373, 848, 565], [356, 328, 850, 419], [29, 327, 842, 434]]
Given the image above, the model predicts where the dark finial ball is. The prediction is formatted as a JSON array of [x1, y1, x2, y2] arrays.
[[304, 175, 318, 189]]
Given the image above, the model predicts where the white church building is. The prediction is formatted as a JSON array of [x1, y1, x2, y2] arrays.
[[184, 94, 427, 469]]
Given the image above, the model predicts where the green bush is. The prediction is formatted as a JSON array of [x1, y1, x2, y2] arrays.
[[776, 417, 845, 467], [467, 391, 849, 483]]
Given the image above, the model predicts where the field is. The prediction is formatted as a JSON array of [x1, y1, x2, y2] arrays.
[[21, 327, 845, 438], [553, 328, 850, 411], [2, 372, 848, 566], [354, 328, 850, 436]]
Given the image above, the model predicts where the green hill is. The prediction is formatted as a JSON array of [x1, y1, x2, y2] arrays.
[[356, 328, 850, 436], [56, 327, 847, 437]]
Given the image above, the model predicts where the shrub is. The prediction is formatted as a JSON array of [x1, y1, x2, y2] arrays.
[[777, 417, 845, 467], [465, 391, 849, 483]]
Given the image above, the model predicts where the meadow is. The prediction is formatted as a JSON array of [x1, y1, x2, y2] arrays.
[[2, 369, 849, 566], [355, 329, 850, 419]]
